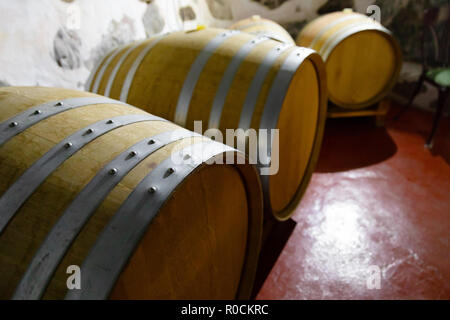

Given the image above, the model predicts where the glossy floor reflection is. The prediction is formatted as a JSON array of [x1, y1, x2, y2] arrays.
[[257, 105, 450, 300]]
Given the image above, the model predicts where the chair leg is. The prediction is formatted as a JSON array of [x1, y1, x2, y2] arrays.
[[393, 73, 426, 121], [425, 88, 449, 149]]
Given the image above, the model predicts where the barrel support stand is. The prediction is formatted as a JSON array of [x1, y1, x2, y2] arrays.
[[327, 99, 391, 127]]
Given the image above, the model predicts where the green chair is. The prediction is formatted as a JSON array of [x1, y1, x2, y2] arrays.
[[400, 5, 449, 149]]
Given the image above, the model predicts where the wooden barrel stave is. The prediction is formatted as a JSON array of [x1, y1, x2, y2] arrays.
[[0, 87, 263, 300], [87, 28, 327, 220]]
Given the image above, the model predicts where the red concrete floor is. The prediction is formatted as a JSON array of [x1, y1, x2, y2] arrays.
[[256, 104, 450, 300]]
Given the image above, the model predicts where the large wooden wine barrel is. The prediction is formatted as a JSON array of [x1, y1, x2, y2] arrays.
[[297, 11, 402, 109], [230, 15, 295, 45], [86, 27, 327, 221], [0, 86, 263, 300]]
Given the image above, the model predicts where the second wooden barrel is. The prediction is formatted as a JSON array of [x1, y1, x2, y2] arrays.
[[297, 11, 402, 109], [230, 15, 295, 45], [0, 86, 263, 299], [86, 27, 327, 220]]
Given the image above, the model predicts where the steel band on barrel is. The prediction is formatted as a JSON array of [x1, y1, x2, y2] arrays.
[[0, 97, 129, 147], [174, 30, 241, 126], [14, 129, 199, 300], [66, 141, 236, 300], [0, 113, 165, 234]]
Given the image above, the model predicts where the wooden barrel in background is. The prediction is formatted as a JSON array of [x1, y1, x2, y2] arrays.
[[86, 27, 327, 221], [297, 11, 402, 109], [229, 15, 295, 45], [0, 86, 263, 300]]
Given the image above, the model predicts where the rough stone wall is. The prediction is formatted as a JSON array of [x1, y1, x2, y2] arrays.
[[0, 0, 229, 90], [0, 0, 146, 89], [0, 0, 447, 109]]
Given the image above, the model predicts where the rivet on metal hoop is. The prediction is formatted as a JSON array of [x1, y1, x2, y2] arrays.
[[148, 186, 157, 194], [106, 120, 114, 124], [33, 110, 42, 115], [64, 142, 72, 149], [55, 101, 64, 107], [167, 167, 175, 174], [86, 128, 94, 134], [9, 121, 18, 128], [148, 139, 156, 145], [129, 151, 137, 157], [109, 168, 118, 175]]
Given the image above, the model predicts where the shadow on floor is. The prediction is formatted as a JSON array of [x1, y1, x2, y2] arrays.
[[315, 117, 398, 173], [251, 218, 297, 299]]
